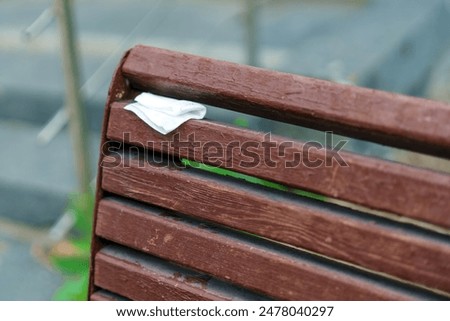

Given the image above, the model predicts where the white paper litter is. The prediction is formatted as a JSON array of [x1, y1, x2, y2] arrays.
[[124, 92, 207, 134]]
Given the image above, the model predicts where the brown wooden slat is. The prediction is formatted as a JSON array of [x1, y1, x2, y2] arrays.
[[101, 156, 450, 294], [90, 290, 124, 301], [122, 45, 450, 158], [90, 292, 112, 301], [94, 247, 241, 301], [107, 102, 450, 229], [95, 198, 443, 300]]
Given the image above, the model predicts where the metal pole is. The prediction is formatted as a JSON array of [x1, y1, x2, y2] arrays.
[[37, 0, 165, 145], [54, 0, 91, 194], [245, 0, 259, 66], [22, 7, 55, 41]]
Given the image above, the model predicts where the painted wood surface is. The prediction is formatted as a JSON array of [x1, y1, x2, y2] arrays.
[[96, 198, 441, 300], [101, 154, 450, 294], [95, 250, 227, 300], [90, 290, 124, 301], [123, 46, 450, 158], [89, 45, 450, 301], [107, 102, 450, 229]]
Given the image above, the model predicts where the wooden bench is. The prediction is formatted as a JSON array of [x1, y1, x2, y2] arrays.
[[88, 45, 450, 300]]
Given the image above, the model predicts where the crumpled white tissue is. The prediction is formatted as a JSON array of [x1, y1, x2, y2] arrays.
[[124, 92, 207, 135]]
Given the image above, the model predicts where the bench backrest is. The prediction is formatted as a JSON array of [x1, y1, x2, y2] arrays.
[[89, 45, 450, 300]]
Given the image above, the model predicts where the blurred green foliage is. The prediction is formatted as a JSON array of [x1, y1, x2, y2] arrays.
[[232, 117, 250, 128], [51, 192, 94, 301]]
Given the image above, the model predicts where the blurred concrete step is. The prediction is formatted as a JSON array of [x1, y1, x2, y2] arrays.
[[0, 86, 105, 131], [0, 221, 63, 300], [0, 120, 100, 226], [0, 0, 245, 92], [427, 44, 450, 103], [279, 0, 450, 95]]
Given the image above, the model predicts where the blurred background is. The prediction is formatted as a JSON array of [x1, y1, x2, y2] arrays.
[[0, 0, 449, 300]]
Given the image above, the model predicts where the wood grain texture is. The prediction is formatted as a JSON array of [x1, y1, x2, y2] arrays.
[[122, 45, 450, 158], [95, 198, 441, 300], [107, 102, 450, 229], [101, 157, 450, 295], [94, 249, 232, 301]]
